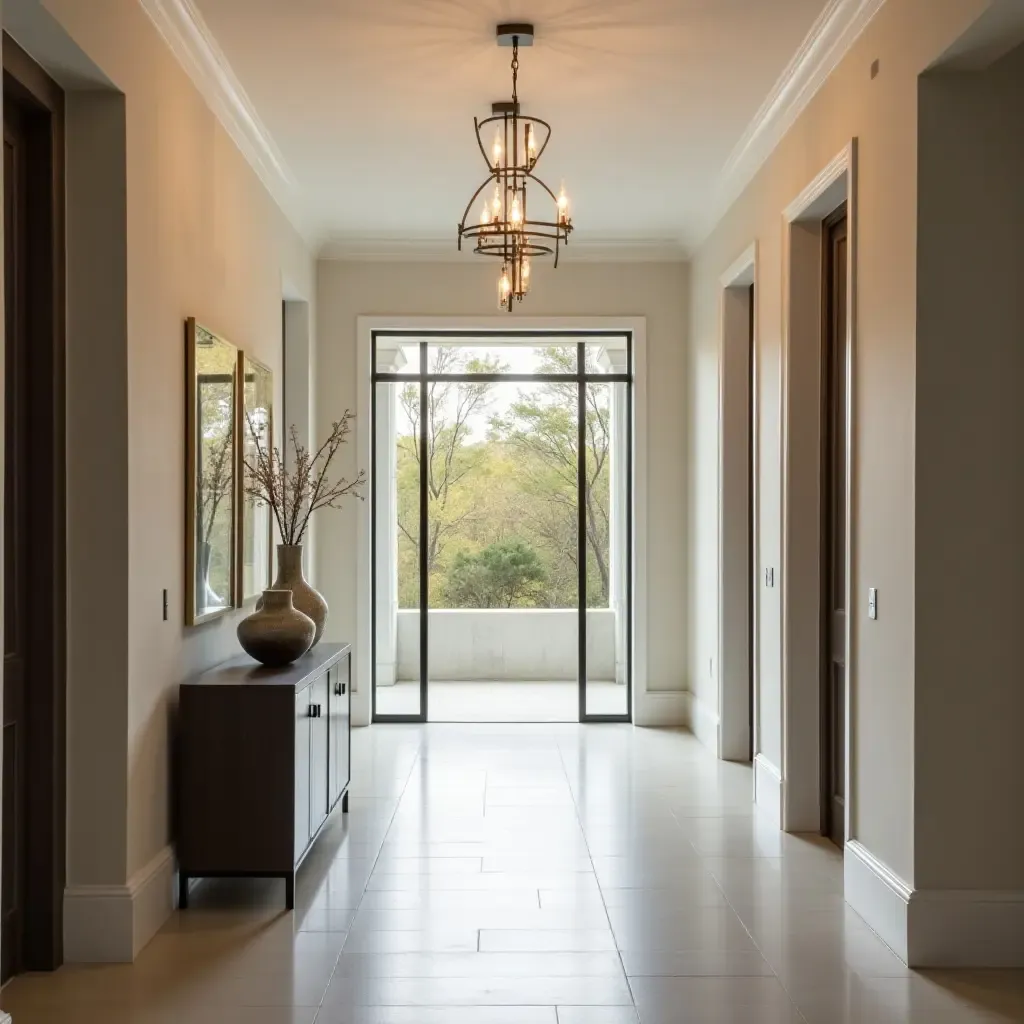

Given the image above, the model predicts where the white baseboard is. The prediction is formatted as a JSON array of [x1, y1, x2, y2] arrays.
[[634, 689, 689, 727], [846, 839, 1024, 967], [64, 845, 175, 963], [690, 696, 720, 755], [753, 754, 783, 826], [845, 839, 911, 962], [908, 888, 1024, 968]]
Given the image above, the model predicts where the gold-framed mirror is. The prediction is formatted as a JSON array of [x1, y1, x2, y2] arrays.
[[185, 318, 238, 625], [237, 352, 273, 604]]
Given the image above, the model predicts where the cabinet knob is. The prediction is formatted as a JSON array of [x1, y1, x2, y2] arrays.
[[335, 682, 346, 696]]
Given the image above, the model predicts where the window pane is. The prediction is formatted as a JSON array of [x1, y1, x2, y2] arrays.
[[375, 380, 422, 717], [585, 337, 629, 375], [585, 380, 628, 717], [427, 341, 577, 375]]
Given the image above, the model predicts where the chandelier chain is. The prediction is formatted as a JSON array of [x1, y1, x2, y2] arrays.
[[511, 38, 519, 105]]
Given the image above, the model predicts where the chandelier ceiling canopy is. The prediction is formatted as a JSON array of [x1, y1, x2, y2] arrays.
[[457, 23, 573, 311]]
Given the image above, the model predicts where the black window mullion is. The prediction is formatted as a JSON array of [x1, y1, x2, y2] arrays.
[[577, 341, 587, 723], [419, 341, 429, 722]]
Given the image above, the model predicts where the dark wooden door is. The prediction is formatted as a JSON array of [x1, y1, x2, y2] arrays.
[[3, 85, 31, 986], [822, 208, 848, 847], [1, 38, 66, 979]]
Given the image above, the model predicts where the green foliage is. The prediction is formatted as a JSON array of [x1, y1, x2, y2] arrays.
[[393, 347, 614, 611], [446, 541, 547, 608]]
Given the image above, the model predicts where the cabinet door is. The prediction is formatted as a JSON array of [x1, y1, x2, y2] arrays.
[[294, 692, 311, 862], [328, 659, 350, 808], [309, 675, 329, 836]]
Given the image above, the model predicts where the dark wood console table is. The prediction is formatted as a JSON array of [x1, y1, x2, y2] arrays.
[[177, 643, 351, 909]]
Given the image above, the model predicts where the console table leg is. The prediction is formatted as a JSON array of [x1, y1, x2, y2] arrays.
[[285, 873, 295, 910], [178, 873, 189, 910], [342, 790, 349, 813]]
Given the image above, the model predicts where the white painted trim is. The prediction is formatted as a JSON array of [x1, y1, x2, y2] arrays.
[[634, 690, 689, 729], [845, 839, 911, 962], [320, 237, 689, 263], [908, 888, 1024, 968], [753, 754, 783, 826], [703, 0, 885, 240], [717, 243, 758, 763], [137, 0, 309, 241], [779, 140, 857, 834], [690, 695, 720, 754], [355, 315, 650, 726], [63, 845, 175, 963], [846, 840, 1024, 967]]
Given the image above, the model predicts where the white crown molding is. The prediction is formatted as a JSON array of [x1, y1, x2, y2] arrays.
[[138, 0, 312, 242], [318, 236, 688, 263], [699, 0, 886, 243]]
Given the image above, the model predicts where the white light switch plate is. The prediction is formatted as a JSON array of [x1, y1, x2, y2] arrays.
[[868, 588, 878, 620]]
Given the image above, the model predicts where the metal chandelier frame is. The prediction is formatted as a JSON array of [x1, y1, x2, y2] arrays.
[[456, 24, 573, 310]]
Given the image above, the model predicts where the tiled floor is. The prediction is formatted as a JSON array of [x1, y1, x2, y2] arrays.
[[4, 724, 1024, 1023], [376, 681, 628, 720]]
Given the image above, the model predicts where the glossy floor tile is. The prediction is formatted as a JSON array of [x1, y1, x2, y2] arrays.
[[3, 724, 1024, 1023], [375, 681, 627, 721]]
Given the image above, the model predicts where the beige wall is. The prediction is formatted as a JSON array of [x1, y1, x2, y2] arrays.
[[915, 45, 1024, 891], [689, 0, 988, 883], [314, 259, 689, 714], [30, 0, 316, 888]]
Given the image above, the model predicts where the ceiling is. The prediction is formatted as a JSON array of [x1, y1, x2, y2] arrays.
[[191, 0, 835, 253]]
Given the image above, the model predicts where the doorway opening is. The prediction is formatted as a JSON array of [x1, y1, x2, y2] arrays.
[[821, 203, 848, 847], [371, 332, 633, 724], [2, 34, 67, 979]]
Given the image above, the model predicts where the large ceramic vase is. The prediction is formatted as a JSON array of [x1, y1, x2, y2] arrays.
[[268, 544, 328, 647], [237, 589, 314, 668]]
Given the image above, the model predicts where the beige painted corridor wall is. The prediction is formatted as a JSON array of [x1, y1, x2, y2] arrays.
[[314, 259, 689, 717], [689, 0, 988, 884], [915, 45, 1024, 892], [35, 0, 316, 889]]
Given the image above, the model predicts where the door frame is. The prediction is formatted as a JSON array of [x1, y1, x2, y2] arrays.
[[2, 32, 67, 971], [355, 316, 649, 728], [717, 244, 758, 763], [368, 330, 633, 725], [778, 140, 857, 836]]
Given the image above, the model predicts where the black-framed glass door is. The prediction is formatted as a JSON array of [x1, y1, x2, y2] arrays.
[[371, 331, 633, 724]]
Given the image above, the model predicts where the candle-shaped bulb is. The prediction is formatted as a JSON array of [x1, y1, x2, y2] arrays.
[[510, 195, 523, 225], [492, 130, 503, 167], [557, 185, 569, 224]]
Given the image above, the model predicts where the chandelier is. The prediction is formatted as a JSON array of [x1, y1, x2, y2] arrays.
[[457, 24, 573, 311]]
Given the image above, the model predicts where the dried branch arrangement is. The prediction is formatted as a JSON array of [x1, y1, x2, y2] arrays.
[[243, 411, 365, 546]]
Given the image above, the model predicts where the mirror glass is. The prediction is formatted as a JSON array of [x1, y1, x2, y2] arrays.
[[240, 354, 273, 603], [187, 319, 237, 623]]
